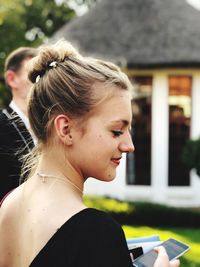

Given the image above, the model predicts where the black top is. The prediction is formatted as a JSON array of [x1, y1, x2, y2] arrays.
[[0, 107, 34, 200], [29, 208, 133, 267]]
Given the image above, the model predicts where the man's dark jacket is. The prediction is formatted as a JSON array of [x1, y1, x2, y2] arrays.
[[0, 106, 34, 200]]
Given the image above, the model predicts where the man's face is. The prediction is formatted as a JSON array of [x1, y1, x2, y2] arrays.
[[14, 58, 33, 100]]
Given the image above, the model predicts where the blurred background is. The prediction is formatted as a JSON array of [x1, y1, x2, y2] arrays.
[[0, 0, 97, 106], [0, 0, 200, 265]]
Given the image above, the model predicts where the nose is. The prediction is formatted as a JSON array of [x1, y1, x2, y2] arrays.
[[119, 132, 135, 153]]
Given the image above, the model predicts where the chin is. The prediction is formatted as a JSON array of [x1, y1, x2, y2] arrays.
[[107, 177, 116, 182], [90, 169, 116, 182], [101, 172, 116, 182]]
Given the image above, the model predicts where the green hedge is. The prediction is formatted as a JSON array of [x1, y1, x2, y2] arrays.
[[84, 196, 200, 228]]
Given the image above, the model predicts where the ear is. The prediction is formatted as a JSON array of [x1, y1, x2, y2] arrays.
[[54, 114, 73, 146], [4, 70, 17, 89]]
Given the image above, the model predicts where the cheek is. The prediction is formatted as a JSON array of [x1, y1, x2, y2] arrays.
[[89, 138, 116, 167], [24, 79, 32, 88], [96, 134, 113, 147], [95, 135, 113, 156], [17, 78, 31, 92], [80, 135, 109, 164]]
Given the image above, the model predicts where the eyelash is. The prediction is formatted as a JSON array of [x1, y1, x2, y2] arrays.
[[112, 130, 123, 137]]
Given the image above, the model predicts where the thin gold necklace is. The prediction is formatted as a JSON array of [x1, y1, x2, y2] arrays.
[[37, 172, 83, 194]]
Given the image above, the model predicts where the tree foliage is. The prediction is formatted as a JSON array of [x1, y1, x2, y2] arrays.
[[0, 0, 96, 107], [182, 138, 200, 177]]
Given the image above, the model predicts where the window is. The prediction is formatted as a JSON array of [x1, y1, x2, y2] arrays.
[[126, 76, 152, 185], [168, 75, 192, 186]]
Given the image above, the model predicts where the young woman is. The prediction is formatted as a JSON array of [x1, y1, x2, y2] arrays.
[[0, 40, 180, 267]]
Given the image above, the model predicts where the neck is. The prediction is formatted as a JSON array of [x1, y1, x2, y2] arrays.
[[37, 172, 83, 197], [12, 97, 27, 116], [36, 152, 84, 197]]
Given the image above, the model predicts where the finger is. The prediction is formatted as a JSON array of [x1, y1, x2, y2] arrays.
[[154, 246, 169, 259], [170, 259, 180, 267], [153, 246, 169, 267]]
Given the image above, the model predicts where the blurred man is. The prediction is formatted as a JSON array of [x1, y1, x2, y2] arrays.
[[0, 47, 37, 200]]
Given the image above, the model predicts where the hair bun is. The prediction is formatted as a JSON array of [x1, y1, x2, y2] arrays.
[[27, 39, 80, 83]]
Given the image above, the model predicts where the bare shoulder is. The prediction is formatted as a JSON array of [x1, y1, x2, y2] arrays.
[[0, 187, 23, 267], [0, 186, 23, 241], [0, 186, 22, 219], [0, 181, 86, 267]]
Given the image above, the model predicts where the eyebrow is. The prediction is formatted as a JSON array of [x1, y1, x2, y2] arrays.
[[111, 119, 130, 127]]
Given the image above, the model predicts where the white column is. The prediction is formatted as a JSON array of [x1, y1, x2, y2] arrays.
[[151, 73, 169, 201], [190, 73, 200, 203], [191, 73, 200, 139]]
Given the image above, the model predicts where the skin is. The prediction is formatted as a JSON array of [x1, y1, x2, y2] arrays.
[[59, 89, 135, 182], [0, 87, 179, 267], [154, 247, 180, 267], [5, 58, 33, 115]]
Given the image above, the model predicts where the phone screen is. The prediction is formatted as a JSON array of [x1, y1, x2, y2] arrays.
[[129, 246, 143, 261], [133, 238, 190, 267]]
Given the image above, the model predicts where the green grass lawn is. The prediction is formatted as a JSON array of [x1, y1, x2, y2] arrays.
[[123, 225, 200, 267]]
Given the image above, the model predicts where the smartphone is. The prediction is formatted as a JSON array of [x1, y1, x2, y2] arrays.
[[129, 246, 143, 261], [133, 238, 190, 267]]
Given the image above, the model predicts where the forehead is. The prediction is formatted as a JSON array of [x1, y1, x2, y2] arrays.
[[91, 89, 132, 123]]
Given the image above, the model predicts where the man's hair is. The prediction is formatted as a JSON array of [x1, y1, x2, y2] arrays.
[[4, 47, 37, 73]]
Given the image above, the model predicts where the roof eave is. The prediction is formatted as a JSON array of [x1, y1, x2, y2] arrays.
[[127, 61, 200, 69]]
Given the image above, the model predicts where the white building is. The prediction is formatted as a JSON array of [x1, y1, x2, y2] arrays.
[[52, 0, 200, 207]]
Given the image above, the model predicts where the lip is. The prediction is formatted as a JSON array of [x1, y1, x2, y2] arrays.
[[111, 157, 122, 166]]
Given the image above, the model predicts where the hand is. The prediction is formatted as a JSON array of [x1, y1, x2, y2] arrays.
[[153, 246, 180, 267]]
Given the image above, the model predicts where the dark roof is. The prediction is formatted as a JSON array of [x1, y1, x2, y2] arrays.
[[52, 0, 200, 68]]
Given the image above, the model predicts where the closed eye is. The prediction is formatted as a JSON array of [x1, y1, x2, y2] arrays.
[[112, 130, 123, 137]]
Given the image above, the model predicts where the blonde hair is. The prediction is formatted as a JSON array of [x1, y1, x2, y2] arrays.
[[23, 39, 132, 177], [27, 39, 132, 142]]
